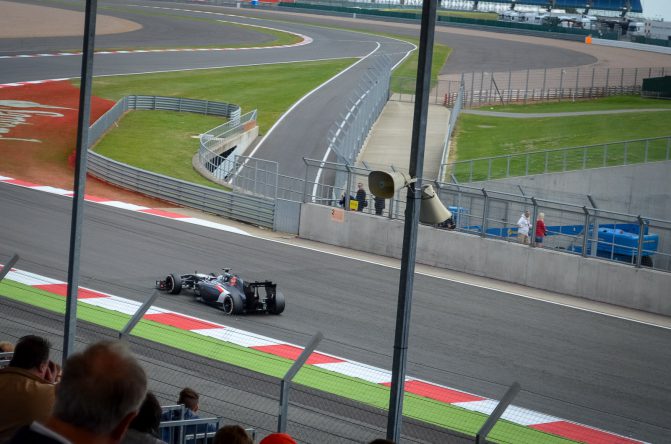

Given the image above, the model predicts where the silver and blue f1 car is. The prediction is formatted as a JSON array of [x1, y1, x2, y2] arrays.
[[156, 269, 285, 315]]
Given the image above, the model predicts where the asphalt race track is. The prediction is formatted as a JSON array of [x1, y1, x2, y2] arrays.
[[1, 1, 670, 442]]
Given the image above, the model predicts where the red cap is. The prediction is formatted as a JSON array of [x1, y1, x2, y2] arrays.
[[259, 433, 297, 444]]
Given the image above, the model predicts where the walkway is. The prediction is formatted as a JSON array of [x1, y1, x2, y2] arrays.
[[357, 101, 450, 180]]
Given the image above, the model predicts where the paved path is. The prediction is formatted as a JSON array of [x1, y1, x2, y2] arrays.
[[462, 107, 671, 118]]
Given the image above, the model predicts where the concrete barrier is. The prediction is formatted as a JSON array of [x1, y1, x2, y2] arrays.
[[299, 203, 671, 316]]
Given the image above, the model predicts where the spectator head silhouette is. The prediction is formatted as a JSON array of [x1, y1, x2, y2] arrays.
[[127, 391, 162, 438], [213, 424, 253, 444], [51, 340, 147, 442], [9, 335, 50, 376], [178, 387, 200, 412], [259, 432, 297, 444], [0, 341, 14, 353]]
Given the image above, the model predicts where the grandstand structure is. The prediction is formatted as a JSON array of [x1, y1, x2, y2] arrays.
[[454, 0, 642, 14]]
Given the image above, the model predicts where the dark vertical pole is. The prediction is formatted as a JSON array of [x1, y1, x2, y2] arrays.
[[64, 0, 98, 358], [386, 0, 437, 441]]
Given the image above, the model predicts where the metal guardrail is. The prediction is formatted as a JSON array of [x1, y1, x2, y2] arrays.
[[87, 96, 275, 229], [438, 82, 464, 182], [442, 135, 671, 183]]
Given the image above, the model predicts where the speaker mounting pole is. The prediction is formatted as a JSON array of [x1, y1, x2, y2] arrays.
[[386, 0, 438, 440]]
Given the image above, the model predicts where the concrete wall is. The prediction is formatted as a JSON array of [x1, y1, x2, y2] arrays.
[[471, 161, 671, 220], [299, 203, 671, 316]]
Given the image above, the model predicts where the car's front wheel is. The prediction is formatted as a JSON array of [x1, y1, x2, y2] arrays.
[[166, 274, 182, 295]]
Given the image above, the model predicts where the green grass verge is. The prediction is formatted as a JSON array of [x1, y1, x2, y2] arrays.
[[0, 279, 574, 443], [451, 106, 671, 181], [92, 111, 229, 189], [390, 42, 452, 94], [479, 96, 671, 113], [90, 59, 354, 135]]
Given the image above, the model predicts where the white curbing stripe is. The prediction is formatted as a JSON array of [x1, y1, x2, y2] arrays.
[[314, 361, 393, 384], [30, 186, 73, 195], [193, 327, 278, 348], [5, 269, 62, 286], [453, 400, 563, 426], [83, 296, 143, 315], [98, 201, 151, 211]]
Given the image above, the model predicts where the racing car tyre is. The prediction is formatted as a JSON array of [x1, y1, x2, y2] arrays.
[[223, 293, 243, 315], [166, 274, 182, 295], [268, 291, 285, 315]]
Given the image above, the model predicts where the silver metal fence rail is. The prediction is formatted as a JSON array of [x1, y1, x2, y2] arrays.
[[437, 81, 464, 182], [441, 135, 671, 183], [328, 54, 392, 195], [302, 158, 671, 273]]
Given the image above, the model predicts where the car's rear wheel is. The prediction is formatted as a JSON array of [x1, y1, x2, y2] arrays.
[[268, 291, 285, 315], [166, 274, 182, 294], [223, 294, 243, 315]]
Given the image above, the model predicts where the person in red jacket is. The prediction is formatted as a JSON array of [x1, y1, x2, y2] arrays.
[[535, 212, 548, 247]]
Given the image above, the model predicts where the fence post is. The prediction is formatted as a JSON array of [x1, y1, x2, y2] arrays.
[[624, 141, 628, 165], [525, 154, 529, 176], [582, 147, 587, 169], [605, 68, 610, 92], [530, 198, 538, 247], [119, 291, 160, 340], [559, 69, 564, 102], [582, 206, 590, 258], [277, 332, 323, 433], [635, 216, 646, 268], [507, 70, 512, 104], [523, 69, 529, 104], [469, 160, 474, 183], [644, 139, 649, 162], [475, 382, 521, 444], [481, 189, 489, 238], [603, 144, 608, 167], [634, 67, 639, 87], [575, 67, 580, 95], [544, 151, 549, 173], [0, 253, 19, 283], [487, 158, 492, 180], [620, 68, 624, 91], [667, 136, 671, 161], [542, 68, 547, 99], [470, 71, 475, 107]]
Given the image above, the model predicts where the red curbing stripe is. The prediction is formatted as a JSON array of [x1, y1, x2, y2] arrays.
[[531, 421, 643, 444], [139, 209, 190, 219], [251, 344, 345, 365], [143, 312, 221, 330], [381, 380, 485, 404], [34, 284, 110, 299]]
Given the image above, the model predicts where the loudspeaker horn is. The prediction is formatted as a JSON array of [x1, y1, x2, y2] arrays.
[[419, 184, 452, 225], [368, 171, 413, 199]]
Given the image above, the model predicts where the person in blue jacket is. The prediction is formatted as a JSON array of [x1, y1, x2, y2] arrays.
[[162, 387, 216, 443]]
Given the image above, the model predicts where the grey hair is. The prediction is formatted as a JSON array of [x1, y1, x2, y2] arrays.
[[538, 212, 545, 220], [54, 341, 147, 435]]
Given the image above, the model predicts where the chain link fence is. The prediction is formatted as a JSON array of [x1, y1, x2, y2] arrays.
[[391, 67, 671, 106]]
